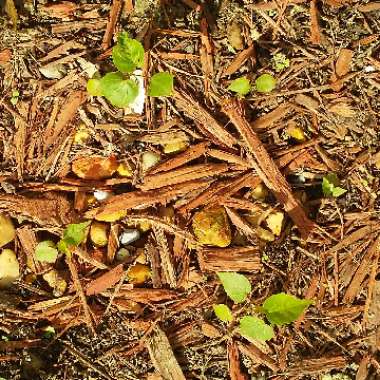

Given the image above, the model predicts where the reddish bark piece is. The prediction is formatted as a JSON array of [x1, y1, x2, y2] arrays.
[[86, 264, 124, 296], [101, 0, 122, 50], [222, 99, 315, 239], [228, 341, 248, 380]]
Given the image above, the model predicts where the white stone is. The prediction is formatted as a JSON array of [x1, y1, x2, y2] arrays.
[[119, 229, 141, 245]]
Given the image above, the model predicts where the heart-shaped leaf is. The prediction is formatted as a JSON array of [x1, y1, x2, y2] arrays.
[[239, 316, 274, 341], [100, 72, 139, 108], [217, 272, 251, 303], [262, 293, 313, 325]]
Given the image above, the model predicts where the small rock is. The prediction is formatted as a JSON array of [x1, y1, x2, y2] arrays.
[[0, 249, 20, 288], [192, 206, 231, 247], [120, 229, 141, 245], [93, 190, 112, 202], [116, 248, 130, 262], [141, 151, 160, 172], [127, 263, 151, 284], [0, 213, 16, 248], [90, 222, 109, 247]]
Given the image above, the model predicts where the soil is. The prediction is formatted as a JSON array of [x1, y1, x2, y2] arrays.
[[0, 0, 380, 379]]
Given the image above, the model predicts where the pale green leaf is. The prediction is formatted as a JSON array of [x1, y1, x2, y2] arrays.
[[255, 73, 277, 93], [35, 240, 58, 263], [217, 272, 251, 303], [62, 221, 91, 247], [112, 32, 144, 74], [100, 72, 139, 108], [148, 72, 174, 97], [213, 304, 233, 323], [228, 77, 251, 96], [322, 173, 346, 198], [331, 187, 347, 197], [87, 78, 102, 96], [239, 316, 274, 341], [262, 293, 313, 325]]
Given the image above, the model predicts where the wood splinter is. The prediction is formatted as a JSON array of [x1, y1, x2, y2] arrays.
[[222, 98, 315, 239]]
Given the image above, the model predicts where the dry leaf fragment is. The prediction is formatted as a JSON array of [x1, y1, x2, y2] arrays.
[[42, 269, 67, 297], [335, 49, 354, 77], [256, 226, 275, 242], [0, 249, 20, 288], [328, 102, 356, 118], [192, 207, 232, 247], [287, 124, 306, 142], [227, 21, 244, 50], [72, 156, 118, 180], [0, 214, 16, 248]]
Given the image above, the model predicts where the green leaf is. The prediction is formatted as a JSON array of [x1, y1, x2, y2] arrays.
[[217, 272, 251, 303], [99, 72, 139, 108], [239, 316, 274, 341], [148, 72, 174, 97], [255, 73, 277, 93], [57, 239, 69, 254], [228, 77, 251, 96], [331, 187, 347, 197], [87, 78, 102, 96], [213, 304, 233, 323], [112, 32, 144, 74], [35, 240, 58, 263], [262, 293, 313, 325], [62, 221, 91, 247], [322, 173, 346, 198]]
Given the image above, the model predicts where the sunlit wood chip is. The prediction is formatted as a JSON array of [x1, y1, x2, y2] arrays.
[[266, 211, 284, 236], [0, 249, 20, 288], [250, 183, 268, 201], [72, 156, 118, 180], [287, 125, 306, 142], [192, 207, 232, 247], [0, 213, 16, 248], [74, 125, 91, 144], [163, 139, 189, 154], [256, 226, 275, 242], [117, 162, 133, 177], [95, 210, 127, 222]]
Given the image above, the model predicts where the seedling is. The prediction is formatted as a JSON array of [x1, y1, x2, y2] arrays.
[[35, 222, 91, 261], [272, 53, 290, 72], [87, 32, 174, 109], [214, 271, 313, 341], [322, 173, 346, 198], [57, 221, 91, 257], [10, 90, 19, 105], [255, 73, 277, 93], [228, 77, 251, 96]]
